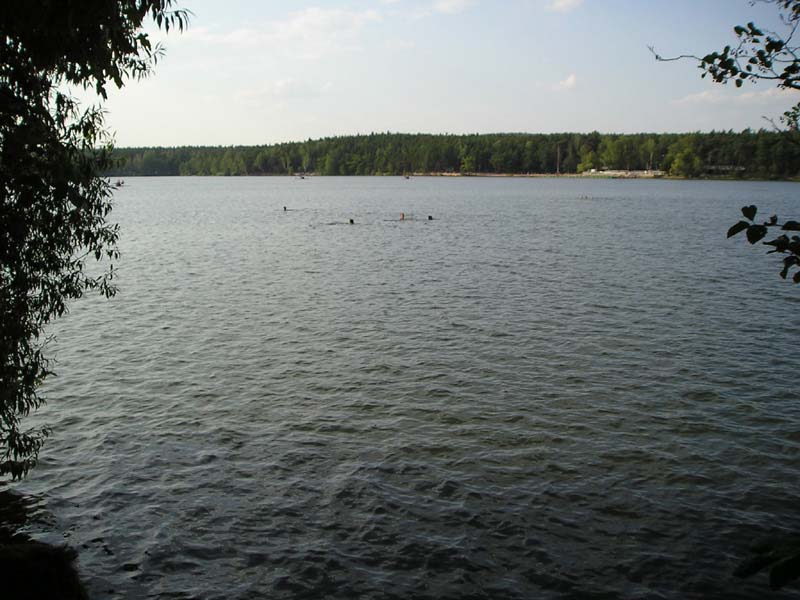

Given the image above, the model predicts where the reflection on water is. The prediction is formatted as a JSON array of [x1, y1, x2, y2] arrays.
[[9, 177, 800, 599]]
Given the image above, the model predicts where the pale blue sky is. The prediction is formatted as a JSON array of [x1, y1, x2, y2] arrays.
[[98, 0, 800, 146]]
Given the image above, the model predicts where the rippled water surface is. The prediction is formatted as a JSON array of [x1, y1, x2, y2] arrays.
[[9, 176, 800, 599]]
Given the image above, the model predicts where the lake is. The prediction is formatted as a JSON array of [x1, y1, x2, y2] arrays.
[[10, 176, 800, 599]]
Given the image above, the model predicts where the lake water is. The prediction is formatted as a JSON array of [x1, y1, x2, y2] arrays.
[[8, 176, 800, 599]]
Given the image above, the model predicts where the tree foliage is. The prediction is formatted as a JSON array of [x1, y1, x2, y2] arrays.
[[699, 0, 800, 130], [728, 205, 800, 283], [0, 1, 187, 479], [678, 0, 800, 291], [652, 0, 800, 131], [657, 1, 800, 589], [108, 130, 800, 178], [698, 2, 800, 291]]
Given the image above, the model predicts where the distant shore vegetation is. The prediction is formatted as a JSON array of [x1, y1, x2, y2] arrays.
[[108, 131, 800, 179]]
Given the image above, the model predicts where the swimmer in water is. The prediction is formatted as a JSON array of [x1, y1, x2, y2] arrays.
[[349, 218, 354, 224], [428, 215, 433, 220], [400, 212, 405, 221], [283, 206, 287, 211]]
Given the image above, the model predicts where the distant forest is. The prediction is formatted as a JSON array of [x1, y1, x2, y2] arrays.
[[108, 131, 800, 179]]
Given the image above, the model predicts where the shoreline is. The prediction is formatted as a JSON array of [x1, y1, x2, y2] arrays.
[[409, 170, 665, 179], [111, 172, 800, 182]]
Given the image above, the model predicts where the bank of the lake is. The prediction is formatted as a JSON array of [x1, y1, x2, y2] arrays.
[[108, 131, 800, 179]]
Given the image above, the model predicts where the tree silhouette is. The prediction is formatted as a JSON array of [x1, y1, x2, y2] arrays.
[[0, 1, 188, 479]]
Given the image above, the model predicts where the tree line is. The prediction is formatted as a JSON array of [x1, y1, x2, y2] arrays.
[[107, 130, 800, 178]]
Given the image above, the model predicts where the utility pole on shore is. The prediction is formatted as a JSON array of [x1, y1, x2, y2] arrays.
[[556, 143, 561, 175]]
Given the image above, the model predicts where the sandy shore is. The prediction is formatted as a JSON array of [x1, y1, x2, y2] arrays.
[[408, 170, 665, 178]]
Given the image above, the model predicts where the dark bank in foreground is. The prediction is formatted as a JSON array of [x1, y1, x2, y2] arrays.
[[0, 487, 87, 600]]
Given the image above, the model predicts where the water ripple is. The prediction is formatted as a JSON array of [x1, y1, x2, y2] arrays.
[[10, 176, 800, 599]]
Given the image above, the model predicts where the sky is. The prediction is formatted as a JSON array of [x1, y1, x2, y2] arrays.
[[93, 0, 800, 146]]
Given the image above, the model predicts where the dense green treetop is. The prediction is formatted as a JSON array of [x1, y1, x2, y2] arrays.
[[108, 130, 800, 179]]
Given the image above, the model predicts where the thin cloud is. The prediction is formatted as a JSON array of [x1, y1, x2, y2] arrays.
[[434, 0, 472, 14], [413, 0, 473, 18], [547, 0, 583, 12], [182, 8, 381, 59], [552, 73, 577, 91], [385, 39, 416, 50], [674, 87, 793, 106], [254, 79, 332, 99], [237, 79, 333, 110], [673, 90, 723, 105]]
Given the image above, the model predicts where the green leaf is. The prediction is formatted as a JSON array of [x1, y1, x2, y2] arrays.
[[781, 256, 797, 279], [781, 220, 800, 231], [727, 220, 750, 238], [746, 224, 768, 244], [764, 234, 790, 252], [742, 205, 757, 221]]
